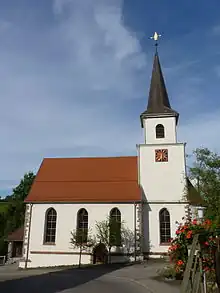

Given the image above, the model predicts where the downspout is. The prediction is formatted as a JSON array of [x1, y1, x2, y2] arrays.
[[25, 203, 33, 269], [134, 202, 137, 262]]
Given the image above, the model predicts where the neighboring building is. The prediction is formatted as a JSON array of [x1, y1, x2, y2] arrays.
[[19, 50, 203, 269], [6, 226, 24, 264]]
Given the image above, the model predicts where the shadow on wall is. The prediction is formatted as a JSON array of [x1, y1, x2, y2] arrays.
[[141, 187, 151, 256], [0, 263, 131, 293]]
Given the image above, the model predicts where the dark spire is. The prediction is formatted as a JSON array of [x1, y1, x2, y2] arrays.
[[140, 52, 179, 127]]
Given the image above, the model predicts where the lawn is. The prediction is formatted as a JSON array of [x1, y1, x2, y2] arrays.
[[0, 202, 8, 213]]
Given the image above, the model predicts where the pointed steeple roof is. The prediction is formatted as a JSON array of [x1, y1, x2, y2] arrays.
[[140, 52, 179, 127]]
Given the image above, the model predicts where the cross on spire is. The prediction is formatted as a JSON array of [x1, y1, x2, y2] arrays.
[[150, 32, 162, 52]]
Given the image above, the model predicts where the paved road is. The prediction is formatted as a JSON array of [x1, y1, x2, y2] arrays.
[[0, 264, 151, 293], [0, 262, 180, 293], [58, 275, 149, 293]]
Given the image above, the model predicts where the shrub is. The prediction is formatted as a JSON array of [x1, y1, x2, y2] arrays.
[[157, 265, 176, 279], [168, 218, 220, 278]]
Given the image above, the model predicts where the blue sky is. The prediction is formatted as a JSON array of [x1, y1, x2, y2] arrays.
[[1, 0, 220, 197]]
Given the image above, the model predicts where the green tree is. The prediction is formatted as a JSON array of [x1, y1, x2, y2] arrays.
[[4, 172, 35, 234], [0, 172, 35, 255], [189, 148, 220, 220], [70, 228, 96, 268], [95, 216, 125, 263]]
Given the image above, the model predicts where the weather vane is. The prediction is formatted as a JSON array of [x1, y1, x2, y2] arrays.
[[150, 32, 162, 52]]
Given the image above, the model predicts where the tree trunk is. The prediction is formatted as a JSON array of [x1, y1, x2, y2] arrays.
[[108, 248, 111, 264], [79, 245, 82, 268]]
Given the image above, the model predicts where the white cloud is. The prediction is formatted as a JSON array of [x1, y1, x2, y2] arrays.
[[0, 0, 146, 194], [212, 24, 220, 35], [179, 110, 220, 157], [1, 1, 220, 196]]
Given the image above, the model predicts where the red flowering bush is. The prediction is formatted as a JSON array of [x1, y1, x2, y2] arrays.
[[168, 218, 220, 278]]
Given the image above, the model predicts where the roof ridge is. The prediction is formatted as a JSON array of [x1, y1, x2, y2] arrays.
[[43, 156, 137, 160], [35, 180, 138, 183]]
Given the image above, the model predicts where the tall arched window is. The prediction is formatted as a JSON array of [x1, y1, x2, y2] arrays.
[[44, 208, 57, 244], [159, 208, 171, 244], [77, 208, 88, 243], [109, 208, 121, 246], [156, 124, 165, 138]]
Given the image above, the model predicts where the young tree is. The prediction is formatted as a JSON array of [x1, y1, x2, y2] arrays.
[[121, 227, 135, 256], [70, 228, 96, 268], [95, 216, 124, 263], [189, 148, 220, 220]]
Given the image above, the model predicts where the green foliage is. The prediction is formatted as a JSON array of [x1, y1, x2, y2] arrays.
[[70, 228, 96, 267], [168, 218, 220, 279], [0, 203, 8, 213], [95, 216, 123, 251], [189, 148, 220, 219], [0, 171, 35, 255], [70, 228, 96, 248], [157, 265, 176, 279]]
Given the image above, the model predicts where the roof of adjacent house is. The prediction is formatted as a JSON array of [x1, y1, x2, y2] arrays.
[[186, 178, 206, 206], [7, 226, 24, 242], [25, 156, 141, 203]]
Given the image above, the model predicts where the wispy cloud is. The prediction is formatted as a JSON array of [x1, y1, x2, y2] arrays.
[[212, 24, 220, 35], [0, 0, 146, 195], [1, 0, 220, 197]]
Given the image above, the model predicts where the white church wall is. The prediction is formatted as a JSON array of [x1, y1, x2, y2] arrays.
[[138, 143, 187, 202], [143, 117, 177, 144], [19, 253, 91, 269], [21, 203, 136, 268], [142, 203, 186, 254]]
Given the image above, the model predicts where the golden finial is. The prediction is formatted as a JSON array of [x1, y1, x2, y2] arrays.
[[150, 32, 162, 52]]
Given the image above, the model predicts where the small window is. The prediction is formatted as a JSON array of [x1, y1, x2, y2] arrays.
[[109, 208, 121, 246], [44, 208, 57, 244], [156, 124, 165, 138], [76, 208, 88, 243], [159, 208, 171, 244]]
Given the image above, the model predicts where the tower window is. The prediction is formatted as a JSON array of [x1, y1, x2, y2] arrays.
[[156, 124, 165, 138]]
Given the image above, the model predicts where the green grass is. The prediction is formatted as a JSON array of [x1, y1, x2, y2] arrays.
[[0, 202, 8, 213]]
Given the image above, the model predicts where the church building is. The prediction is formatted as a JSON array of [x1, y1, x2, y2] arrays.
[[19, 47, 202, 269]]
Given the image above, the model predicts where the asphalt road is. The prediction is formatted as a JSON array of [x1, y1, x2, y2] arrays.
[[0, 264, 151, 293]]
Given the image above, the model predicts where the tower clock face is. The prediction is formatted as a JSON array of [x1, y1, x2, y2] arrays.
[[155, 149, 168, 162]]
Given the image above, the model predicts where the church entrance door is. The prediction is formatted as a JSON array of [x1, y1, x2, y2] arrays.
[[93, 243, 108, 264]]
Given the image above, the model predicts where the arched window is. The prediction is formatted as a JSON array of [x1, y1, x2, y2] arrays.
[[77, 208, 88, 243], [159, 208, 171, 244], [109, 208, 121, 246], [44, 208, 57, 244], [156, 124, 165, 138]]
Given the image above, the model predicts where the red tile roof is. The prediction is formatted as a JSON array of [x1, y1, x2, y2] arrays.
[[25, 156, 140, 203], [7, 226, 24, 241]]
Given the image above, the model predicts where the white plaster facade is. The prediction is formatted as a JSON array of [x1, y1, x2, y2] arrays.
[[19, 203, 139, 268], [143, 117, 177, 144], [138, 115, 188, 255]]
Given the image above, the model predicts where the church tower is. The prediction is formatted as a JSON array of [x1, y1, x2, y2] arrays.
[[138, 34, 187, 255]]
